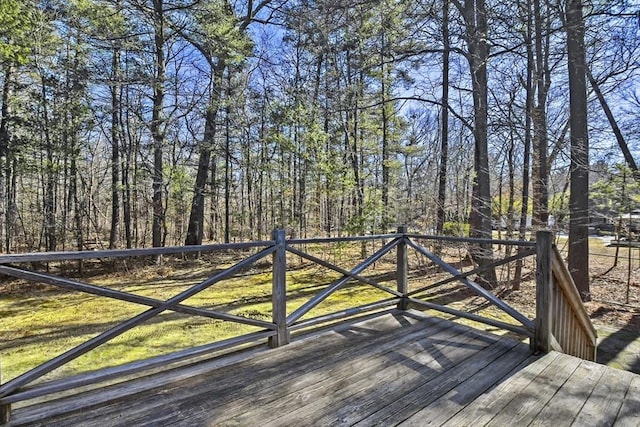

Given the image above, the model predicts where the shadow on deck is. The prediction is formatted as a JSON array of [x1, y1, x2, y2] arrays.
[[7, 310, 640, 426]]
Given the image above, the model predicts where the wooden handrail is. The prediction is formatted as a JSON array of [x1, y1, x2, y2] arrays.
[[0, 227, 543, 424], [535, 231, 597, 361], [0, 240, 274, 264], [285, 238, 401, 326], [407, 239, 536, 332], [0, 246, 278, 399], [551, 246, 598, 348]]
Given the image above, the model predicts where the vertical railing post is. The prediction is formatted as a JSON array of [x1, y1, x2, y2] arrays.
[[0, 402, 10, 425], [270, 229, 290, 348], [535, 230, 553, 353], [1, 359, 9, 424], [397, 225, 409, 310]]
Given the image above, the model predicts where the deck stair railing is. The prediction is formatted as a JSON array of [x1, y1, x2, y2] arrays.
[[0, 228, 596, 424], [535, 231, 598, 361]]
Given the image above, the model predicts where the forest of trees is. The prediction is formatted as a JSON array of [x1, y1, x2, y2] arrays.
[[0, 0, 639, 291]]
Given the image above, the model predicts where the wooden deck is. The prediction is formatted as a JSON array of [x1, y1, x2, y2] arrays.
[[6, 310, 640, 426]]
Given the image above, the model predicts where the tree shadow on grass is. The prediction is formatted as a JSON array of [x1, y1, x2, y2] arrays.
[[0, 268, 400, 355], [594, 309, 640, 374]]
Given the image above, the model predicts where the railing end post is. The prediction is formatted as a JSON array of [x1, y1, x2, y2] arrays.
[[271, 229, 289, 348], [397, 226, 409, 310], [535, 230, 553, 353], [268, 331, 291, 349], [0, 403, 10, 425]]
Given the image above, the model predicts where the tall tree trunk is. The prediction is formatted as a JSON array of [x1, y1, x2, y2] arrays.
[[531, 0, 549, 230], [151, 0, 166, 248], [566, 0, 590, 300], [380, 14, 390, 232], [587, 68, 639, 178], [515, 0, 534, 288], [324, 68, 332, 236], [70, 154, 82, 253], [122, 123, 132, 248], [345, 49, 364, 235], [185, 63, 225, 245], [209, 154, 219, 241], [122, 49, 133, 248], [506, 93, 517, 287], [0, 66, 12, 252], [40, 71, 56, 252], [186, 108, 214, 245], [224, 74, 231, 243], [436, 0, 450, 240], [258, 88, 267, 238], [109, 42, 121, 249], [458, 0, 496, 286], [7, 158, 16, 251]]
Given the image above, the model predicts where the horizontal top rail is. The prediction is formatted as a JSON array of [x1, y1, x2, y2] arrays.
[[406, 233, 537, 247], [0, 241, 276, 264], [287, 233, 400, 245], [0, 232, 535, 264]]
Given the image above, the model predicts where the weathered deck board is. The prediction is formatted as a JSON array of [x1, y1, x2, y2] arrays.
[[247, 325, 503, 426], [572, 365, 633, 425], [5, 309, 640, 426], [225, 332, 474, 424], [530, 361, 606, 426], [108, 314, 455, 427], [615, 375, 640, 427], [440, 352, 562, 426], [483, 353, 580, 426], [11, 312, 420, 417], [351, 337, 528, 427], [396, 349, 537, 426]]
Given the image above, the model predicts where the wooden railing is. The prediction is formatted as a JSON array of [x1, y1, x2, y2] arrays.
[[0, 228, 596, 424], [534, 231, 597, 361]]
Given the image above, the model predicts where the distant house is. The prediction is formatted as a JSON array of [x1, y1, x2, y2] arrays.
[[616, 209, 640, 237], [492, 215, 532, 230]]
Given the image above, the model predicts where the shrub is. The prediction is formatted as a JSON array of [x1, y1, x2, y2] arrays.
[[442, 222, 470, 236]]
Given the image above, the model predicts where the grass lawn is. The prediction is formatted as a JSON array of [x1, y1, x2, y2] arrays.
[[0, 246, 397, 385]]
